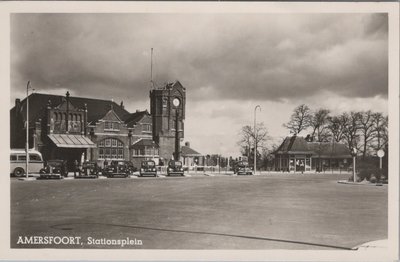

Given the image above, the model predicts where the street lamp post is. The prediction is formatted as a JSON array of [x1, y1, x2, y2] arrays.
[[172, 97, 181, 161], [352, 147, 357, 182], [25, 81, 35, 178], [254, 105, 261, 175]]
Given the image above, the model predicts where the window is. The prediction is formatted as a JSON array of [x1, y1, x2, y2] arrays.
[[118, 149, 123, 159], [18, 155, 26, 161], [99, 148, 104, 159], [104, 121, 120, 131], [142, 124, 151, 133], [105, 148, 111, 158], [10, 155, 17, 161], [29, 154, 42, 161], [98, 138, 124, 159]]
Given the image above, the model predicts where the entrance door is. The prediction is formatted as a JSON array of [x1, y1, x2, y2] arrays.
[[296, 158, 305, 172]]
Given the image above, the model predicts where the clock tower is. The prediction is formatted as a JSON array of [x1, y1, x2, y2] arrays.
[[150, 81, 186, 162]]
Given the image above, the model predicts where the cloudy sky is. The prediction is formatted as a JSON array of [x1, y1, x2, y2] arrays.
[[10, 13, 388, 156]]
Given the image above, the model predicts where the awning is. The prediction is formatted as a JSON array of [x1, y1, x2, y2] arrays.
[[48, 134, 96, 148]]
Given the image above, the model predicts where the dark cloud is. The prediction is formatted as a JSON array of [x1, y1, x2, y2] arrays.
[[11, 13, 388, 105]]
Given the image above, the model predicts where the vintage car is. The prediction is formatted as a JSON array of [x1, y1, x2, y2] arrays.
[[139, 160, 157, 177], [102, 160, 134, 178], [39, 159, 68, 179], [233, 160, 253, 175], [167, 160, 184, 176], [76, 161, 100, 178]]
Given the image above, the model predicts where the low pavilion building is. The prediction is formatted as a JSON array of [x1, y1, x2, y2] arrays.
[[273, 136, 352, 172]]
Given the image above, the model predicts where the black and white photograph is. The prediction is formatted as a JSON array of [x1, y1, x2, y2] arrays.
[[2, 1, 399, 261]]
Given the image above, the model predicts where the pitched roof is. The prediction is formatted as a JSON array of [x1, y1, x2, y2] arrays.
[[275, 136, 311, 154], [181, 145, 202, 156], [124, 110, 150, 128], [131, 138, 159, 148], [274, 136, 351, 158], [10, 93, 131, 125], [308, 142, 351, 158]]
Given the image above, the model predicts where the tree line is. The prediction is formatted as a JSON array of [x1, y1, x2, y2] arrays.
[[235, 104, 388, 169], [283, 104, 388, 157]]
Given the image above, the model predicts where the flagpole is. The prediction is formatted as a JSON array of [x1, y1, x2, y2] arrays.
[[25, 81, 30, 178]]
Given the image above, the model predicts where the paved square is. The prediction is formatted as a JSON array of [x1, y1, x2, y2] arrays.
[[11, 173, 387, 249]]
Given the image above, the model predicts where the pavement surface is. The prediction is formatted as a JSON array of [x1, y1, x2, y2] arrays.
[[10, 172, 387, 249]]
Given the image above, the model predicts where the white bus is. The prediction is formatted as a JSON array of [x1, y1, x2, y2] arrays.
[[10, 149, 44, 177]]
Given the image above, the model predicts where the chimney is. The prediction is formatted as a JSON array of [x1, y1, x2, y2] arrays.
[[185, 141, 190, 148], [15, 99, 21, 115], [120, 101, 124, 110]]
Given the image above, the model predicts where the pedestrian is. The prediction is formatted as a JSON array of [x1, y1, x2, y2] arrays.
[[73, 159, 80, 178]]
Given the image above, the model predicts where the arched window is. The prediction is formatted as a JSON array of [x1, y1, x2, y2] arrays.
[[98, 138, 124, 159]]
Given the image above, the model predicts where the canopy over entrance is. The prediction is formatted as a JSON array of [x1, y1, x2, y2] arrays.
[[48, 134, 96, 148]]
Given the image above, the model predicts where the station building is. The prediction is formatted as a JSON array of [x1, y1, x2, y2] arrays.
[[273, 136, 352, 172], [10, 80, 199, 171]]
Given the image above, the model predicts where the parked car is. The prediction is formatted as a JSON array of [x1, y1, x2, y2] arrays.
[[233, 160, 253, 175], [77, 161, 100, 178], [139, 160, 157, 177], [39, 160, 68, 179], [102, 160, 133, 178], [167, 160, 184, 176]]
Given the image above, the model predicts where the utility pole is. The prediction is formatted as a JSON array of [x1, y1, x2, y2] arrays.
[[254, 105, 261, 175], [25, 81, 30, 178]]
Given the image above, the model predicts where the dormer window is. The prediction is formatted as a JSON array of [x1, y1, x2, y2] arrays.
[[142, 123, 151, 133]]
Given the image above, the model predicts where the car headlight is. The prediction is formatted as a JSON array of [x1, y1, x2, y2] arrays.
[[140, 168, 144, 172]]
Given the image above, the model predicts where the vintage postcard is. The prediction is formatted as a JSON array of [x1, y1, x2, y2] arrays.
[[0, 1, 399, 261]]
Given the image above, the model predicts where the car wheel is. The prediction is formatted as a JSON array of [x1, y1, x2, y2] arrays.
[[13, 167, 25, 177]]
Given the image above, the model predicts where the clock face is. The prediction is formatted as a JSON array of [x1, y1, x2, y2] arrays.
[[172, 98, 180, 107]]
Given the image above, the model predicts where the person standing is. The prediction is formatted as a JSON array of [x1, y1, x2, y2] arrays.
[[73, 159, 80, 178]]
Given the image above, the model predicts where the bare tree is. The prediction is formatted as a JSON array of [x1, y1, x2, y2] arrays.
[[310, 108, 330, 142], [237, 125, 252, 157], [342, 111, 362, 151], [237, 123, 270, 159], [372, 113, 388, 151], [283, 104, 312, 135], [358, 110, 377, 158], [327, 114, 348, 143]]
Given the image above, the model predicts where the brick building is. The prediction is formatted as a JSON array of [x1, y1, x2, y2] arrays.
[[150, 81, 186, 162], [10, 92, 155, 170], [10, 80, 195, 172]]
